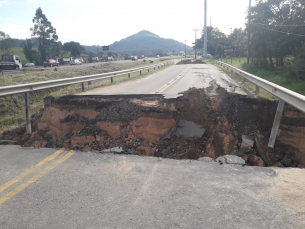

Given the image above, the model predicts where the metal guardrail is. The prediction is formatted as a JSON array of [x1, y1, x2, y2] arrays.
[[215, 61, 305, 112], [215, 61, 305, 148], [0, 63, 167, 96], [0, 62, 168, 134]]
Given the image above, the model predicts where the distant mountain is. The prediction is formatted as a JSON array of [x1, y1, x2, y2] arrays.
[[84, 30, 191, 56]]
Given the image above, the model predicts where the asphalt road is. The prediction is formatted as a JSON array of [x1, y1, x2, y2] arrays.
[[0, 145, 304, 229], [1, 62, 305, 228], [80, 61, 247, 97]]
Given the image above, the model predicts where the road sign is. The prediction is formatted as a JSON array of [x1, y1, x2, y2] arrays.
[[103, 46, 109, 51]]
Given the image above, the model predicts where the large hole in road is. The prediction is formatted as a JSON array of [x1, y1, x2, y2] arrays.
[[14, 85, 305, 168]]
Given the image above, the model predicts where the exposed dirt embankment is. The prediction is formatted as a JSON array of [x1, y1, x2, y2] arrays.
[[21, 86, 305, 168]]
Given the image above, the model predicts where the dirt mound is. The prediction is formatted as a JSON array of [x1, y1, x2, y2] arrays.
[[176, 59, 206, 65], [15, 86, 305, 168]]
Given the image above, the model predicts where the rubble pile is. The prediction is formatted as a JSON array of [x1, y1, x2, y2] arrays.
[[20, 87, 305, 168]]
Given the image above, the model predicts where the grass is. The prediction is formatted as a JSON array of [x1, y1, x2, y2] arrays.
[[0, 59, 174, 133], [214, 57, 305, 98]]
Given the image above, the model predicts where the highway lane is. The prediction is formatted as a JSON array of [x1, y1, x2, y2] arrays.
[[80, 62, 248, 97], [0, 145, 304, 229], [1, 63, 305, 228], [1, 57, 169, 75]]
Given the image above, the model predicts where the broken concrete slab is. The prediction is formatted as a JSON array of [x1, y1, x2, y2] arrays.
[[216, 155, 246, 165], [223, 155, 246, 165], [175, 120, 205, 138], [198, 157, 215, 163], [238, 135, 255, 155], [100, 147, 139, 155], [100, 147, 124, 153]]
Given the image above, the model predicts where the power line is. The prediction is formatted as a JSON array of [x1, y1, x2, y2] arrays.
[[251, 22, 305, 27], [259, 26, 305, 37]]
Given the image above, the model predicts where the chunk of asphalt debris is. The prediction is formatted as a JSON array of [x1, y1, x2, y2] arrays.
[[217, 132, 226, 138], [198, 157, 216, 163], [216, 155, 246, 165], [161, 128, 175, 140], [100, 147, 139, 155], [161, 147, 171, 157], [238, 135, 255, 155], [175, 120, 205, 138]]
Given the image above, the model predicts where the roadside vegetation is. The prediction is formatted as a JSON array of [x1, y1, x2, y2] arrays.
[[195, 0, 305, 98], [218, 56, 305, 98], [0, 58, 174, 133]]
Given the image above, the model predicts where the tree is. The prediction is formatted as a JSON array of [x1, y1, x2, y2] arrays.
[[249, 0, 305, 69], [215, 45, 224, 57], [22, 39, 33, 62], [63, 41, 84, 57], [0, 31, 9, 40], [195, 27, 228, 55], [30, 7, 58, 64], [0, 31, 14, 55]]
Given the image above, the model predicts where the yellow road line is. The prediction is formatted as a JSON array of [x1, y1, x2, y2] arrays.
[[0, 148, 65, 193], [0, 150, 75, 206], [153, 65, 191, 94]]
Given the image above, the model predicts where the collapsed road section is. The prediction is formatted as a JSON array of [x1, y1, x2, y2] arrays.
[[20, 85, 305, 168]]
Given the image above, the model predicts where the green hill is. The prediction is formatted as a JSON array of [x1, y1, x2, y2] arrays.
[[84, 30, 191, 56]]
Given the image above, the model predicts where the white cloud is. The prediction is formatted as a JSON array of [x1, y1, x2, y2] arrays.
[[26, 0, 37, 4], [0, 0, 9, 7], [0, 23, 33, 39]]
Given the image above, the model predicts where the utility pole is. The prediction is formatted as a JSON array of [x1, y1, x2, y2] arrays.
[[203, 0, 208, 58], [184, 40, 187, 58], [193, 29, 200, 59], [247, 0, 251, 64]]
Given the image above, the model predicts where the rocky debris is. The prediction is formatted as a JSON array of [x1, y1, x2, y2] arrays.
[[160, 147, 171, 157], [12, 87, 305, 168], [247, 155, 265, 167], [100, 147, 139, 155], [176, 59, 206, 65], [175, 120, 205, 138], [238, 135, 255, 155], [0, 140, 18, 145], [216, 155, 246, 166], [161, 129, 174, 140], [273, 162, 284, 167]]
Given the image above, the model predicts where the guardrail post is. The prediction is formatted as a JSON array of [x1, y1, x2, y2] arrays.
[[128, 73, 130, 78], [25, 92, 32, 135], [111, 77, 113, 83], [154, 67, 155, 70], [81, 82, 85, 92], [268, 99, 285, 148], [148, 69, 150, 72], [140, 71, 142, 75], [256, 85, 260, 93], [158, 66, 159, 69]]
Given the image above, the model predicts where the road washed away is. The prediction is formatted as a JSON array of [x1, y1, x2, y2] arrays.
[[15, 83, 305, 168]]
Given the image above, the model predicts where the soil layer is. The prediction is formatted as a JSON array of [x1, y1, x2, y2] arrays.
[[4, 85, 303, 168]]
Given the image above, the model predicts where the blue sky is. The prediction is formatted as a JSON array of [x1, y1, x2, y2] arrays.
[[0, 0, 256, 46]]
